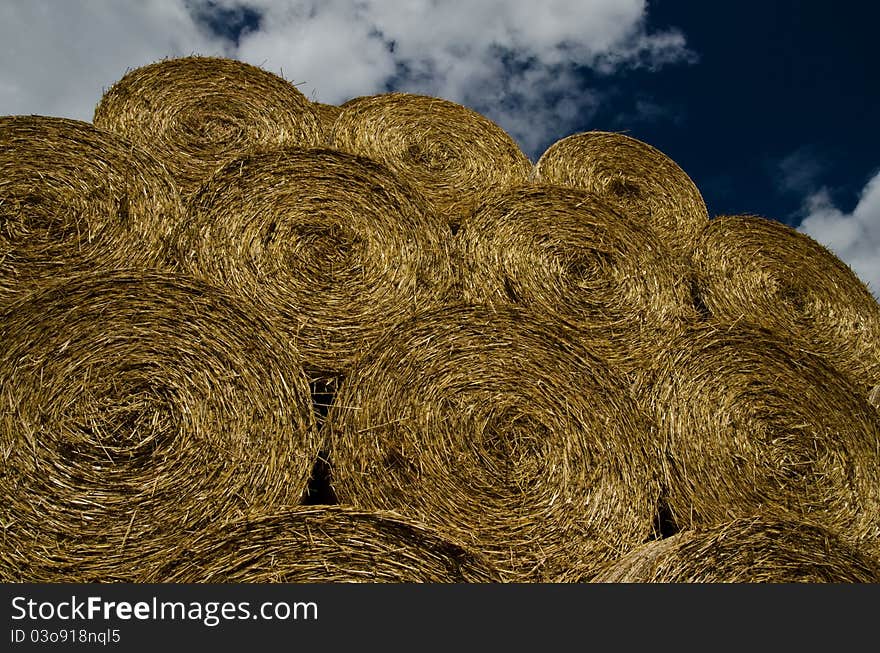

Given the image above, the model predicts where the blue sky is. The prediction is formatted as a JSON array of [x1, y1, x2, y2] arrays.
[[2, 1, 878, 290]]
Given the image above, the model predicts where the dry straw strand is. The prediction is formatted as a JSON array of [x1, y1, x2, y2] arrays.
[[594, 517, 880, 583], [0, 271, 320, 582], [690, 213, 880, 391], [325, 304, 663, 582], [150, 506, 501, 583], [93, 56, 323, 196], [313, 101, 343, 136], [330, 92, 532, 228], [533, 131, 709, 257], [637, 322, 880, 553], [458, 184, 696, 377], [0, 115, 183, 309], [173, 147, 455, 377]]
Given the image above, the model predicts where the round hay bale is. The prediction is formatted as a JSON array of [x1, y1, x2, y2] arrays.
[[637, 322, 880, 551], [0, 115, 183, 309], [594, 517, 880, 583], [329, 92, 532, 229], [690, 213, 880, 390], [0, 271, 320, 582], [458, 184, 696, 377], [325, 304, 663, 582], [93, 56, 323, 196], [150, 506, 501, 583], [532, 131, 709, 257], [173, 147, 455, 377]]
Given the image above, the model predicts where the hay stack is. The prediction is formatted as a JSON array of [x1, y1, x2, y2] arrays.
[[637, 322, 880, 551], [325, 305, 663, 582], [330, 92, 532, 229], [594, 517, 880, 583], [690, 214, 880, 391], [0, 271, 320, 582], [93, 56, 323, 196], [533, 131, 708, 257], [150, 507, 501, 583], [0, 115, 183, 308], [458, 184, 696, 376], [173, 147, 455, 377]]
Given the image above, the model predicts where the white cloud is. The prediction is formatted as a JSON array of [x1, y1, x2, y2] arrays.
[[0, 1, 229, 122], [225, 0, 694, 157], [798, 170, 880, 295], [1, 0, 694, 158]]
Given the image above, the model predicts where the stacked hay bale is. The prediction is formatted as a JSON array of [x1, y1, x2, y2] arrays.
[[690, 214, 880, 393], [532, 130, 709, 258], [0, 115, 183, 308], [93, 56, 324, 196], [457, 184, 695, 378], [324, 305, 664, 582], [4, 52, 880, 582], [171, 147, 456, 379], [330, 92, 532, 230], [0, 272, 321, 582], [634, 322, 880, 556], [150, 507, 501, 583], [593, 517, 880, 583]]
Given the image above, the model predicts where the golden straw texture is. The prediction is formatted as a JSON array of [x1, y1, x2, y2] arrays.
[[330, 92, 532, 228], [325, 304, 663, 582], [93, 56, 323, 195], [173, 147, 455, 376], [690, 213, 880, 390], [637, 322, 880, 552], [533, 131, 708, 257], [0, 115, 183, 308], [594, 517, 880, 583], [458, 184, 696, 376], [313, 101, 342, 135], [150, 507, 501, 583], [0, 271, 320, 582]]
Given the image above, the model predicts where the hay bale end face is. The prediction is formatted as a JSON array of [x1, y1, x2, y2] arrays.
[[174, 147, 456, 377], [330, 92, 532, 229], [458, 184, 696, 377], [150, 506, 501, 583], [0, 271, 320, 582], [593, 517, 880, 583], [0, 115, 183, 308], [533, 130, 709, 258], [690, 213, 880, 391], [93, 56, 323, 196], [638, 322, 880, 551], [325, 304, 664, 582]]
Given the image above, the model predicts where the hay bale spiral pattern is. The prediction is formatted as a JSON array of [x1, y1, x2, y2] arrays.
[[690, 213, 880, 390], [174, 147, 455, 376], [0, 115, 183, 308], [0, 271, 320, 582], [458, 184, 696, 375], [638, 323, 880, 550], [330, 92, 532, 228], [533, 131, 708, 256], [594, 517, 880, 583], [151, 507, 501, 583], [93, 56, 323, 195], [326, 305, 663, 582]]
